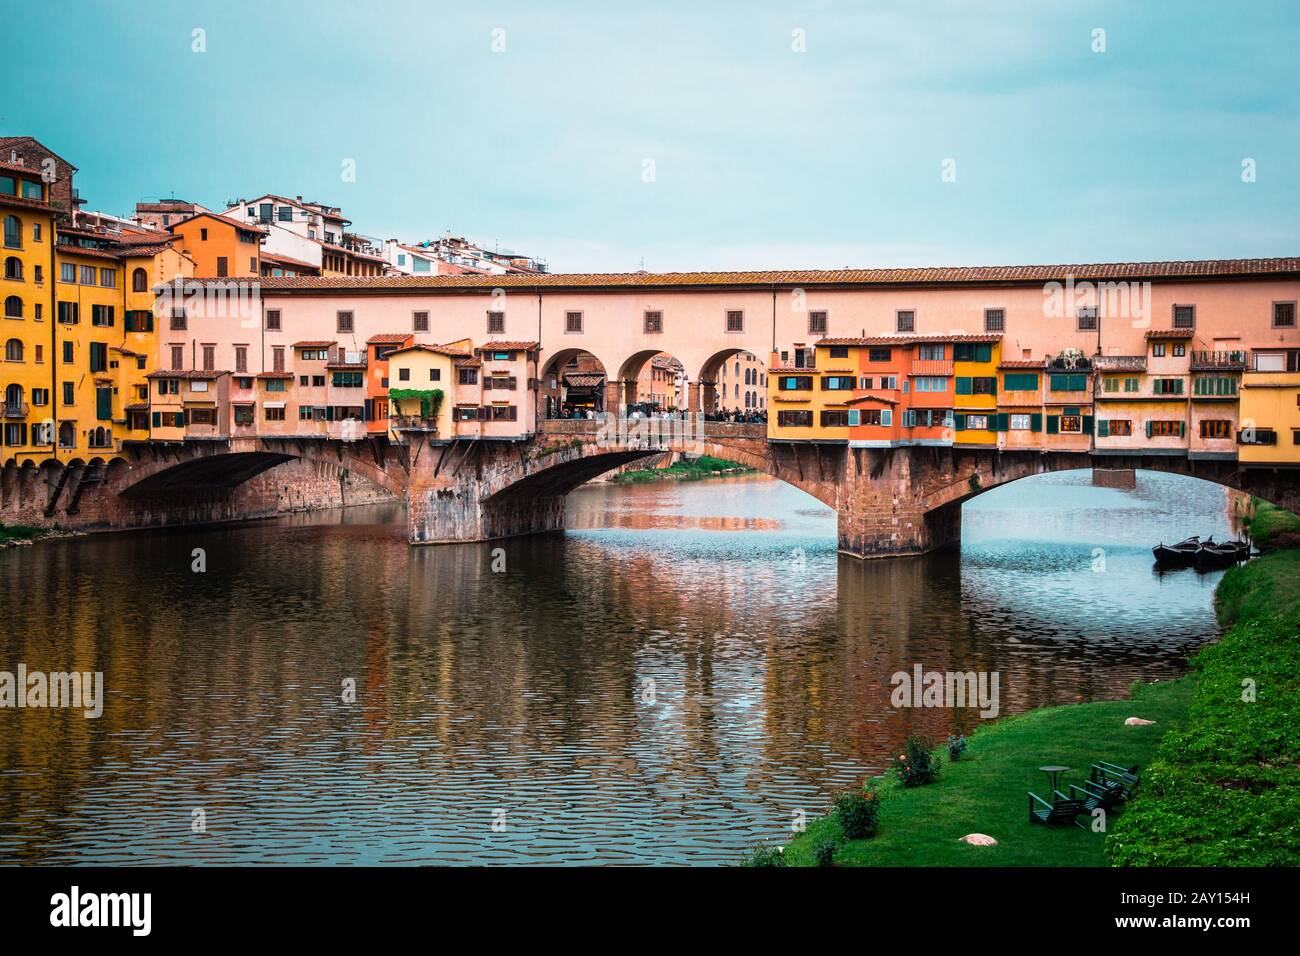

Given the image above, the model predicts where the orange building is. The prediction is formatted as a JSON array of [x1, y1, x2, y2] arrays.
[[168, 212, 266, 278], [365, 332, 414, 432]]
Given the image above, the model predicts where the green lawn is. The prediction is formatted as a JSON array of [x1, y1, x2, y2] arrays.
[[1104, 552, 1300, 866], [781, 677, 1195, 866], [1244, 498, 1300, 552]]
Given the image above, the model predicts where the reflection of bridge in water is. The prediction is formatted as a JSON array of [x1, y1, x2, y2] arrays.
[[25, 417, 1292, 558]]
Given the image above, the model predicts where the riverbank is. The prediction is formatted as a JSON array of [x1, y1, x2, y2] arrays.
[[781, 520, 1300, 867], [778, 677, 1195, 866], [0, 524, 83, 548], [611, 455, 754, 483]]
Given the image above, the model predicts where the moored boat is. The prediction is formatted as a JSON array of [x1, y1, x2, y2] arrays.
[[1152, 536, 1200, 566]]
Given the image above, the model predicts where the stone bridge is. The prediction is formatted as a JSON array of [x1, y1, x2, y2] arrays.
[[5, 424, 1297, 557]]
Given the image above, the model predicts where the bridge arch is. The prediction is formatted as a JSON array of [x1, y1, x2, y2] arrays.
[[540, 347, 612, 418]]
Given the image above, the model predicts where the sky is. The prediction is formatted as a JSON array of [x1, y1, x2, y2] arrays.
[[3, 0, 1299, 273]]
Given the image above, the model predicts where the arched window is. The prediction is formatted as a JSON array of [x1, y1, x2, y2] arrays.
[[4, 338, 22, 361], [3, 295, 20, 318], [3, 256, 21, 280], [734, 360, 740, 376], [58, 421, 76, 448], [89, 426, 112, 449], [3, 384, 20, 409], [2, 215, 20, 249], [132, 267, 148, 292]]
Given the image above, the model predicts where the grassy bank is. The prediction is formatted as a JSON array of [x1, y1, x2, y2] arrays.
[[0, 524, 48, 546], [1243, 498, 1300, 551], [779, 678, 1194, 866], [613, 455, 753, 483], [1104, 550, 1300, 865]]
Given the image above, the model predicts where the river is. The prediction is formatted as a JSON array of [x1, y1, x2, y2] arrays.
[[0, 470, 1235, 864]]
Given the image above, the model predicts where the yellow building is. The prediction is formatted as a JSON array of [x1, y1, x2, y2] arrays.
[[386, 343, 465, 440], [1, 161, 57, 464], [952, 339, 1001, 445], [766, 341, 857, 441], [1238, 347, 1300, 465]]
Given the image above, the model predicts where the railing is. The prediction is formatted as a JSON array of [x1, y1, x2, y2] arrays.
[[911, 360, 953, 376], [1191, 349, 1248, 369], [391, 416, 439, 433], [1094, 356, 1146, 371], [2, 402, 28, 418]]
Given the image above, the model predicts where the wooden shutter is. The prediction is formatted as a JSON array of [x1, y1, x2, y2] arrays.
[[1030, 413, 1042, 432], [1083, 415, 1094, 435], [953, 413, 967, 430], [1046, 415, 1059, 434], [955, 377, 972, 395], [1097, 419, 1109, 437]]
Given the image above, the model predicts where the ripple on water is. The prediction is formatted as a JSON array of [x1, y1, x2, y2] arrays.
[[0, 470, 1231, 864]]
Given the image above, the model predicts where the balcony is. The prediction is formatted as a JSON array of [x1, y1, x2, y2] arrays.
[[1190, 350, 1248, 371], [1093, 355, 1146, 372], [391, 415, 439, 434], [911, 359, 953, 376], [2, 402, 29, 418]]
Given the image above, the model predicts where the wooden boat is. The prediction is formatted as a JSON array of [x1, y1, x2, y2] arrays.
[[1152, 536, 1200, 566], [1193, 539, 1249, 570]]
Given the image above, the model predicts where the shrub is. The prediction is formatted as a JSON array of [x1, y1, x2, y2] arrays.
[[741, 845, 787, 867], [947, 734, 968, 761], [893, 735, 941, 787], [812, 837, 840, 867], [832, 788, 881, 839]]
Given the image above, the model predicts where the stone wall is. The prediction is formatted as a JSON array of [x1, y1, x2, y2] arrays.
[[0, 458, 396, 533]]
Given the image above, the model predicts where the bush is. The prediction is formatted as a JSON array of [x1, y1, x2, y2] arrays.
[[812, 837, 840, 867], [947, 734, 968, 761], [832, 788, 881, 839], [893, 735, 941, 787], [740, 845, 787, 867]]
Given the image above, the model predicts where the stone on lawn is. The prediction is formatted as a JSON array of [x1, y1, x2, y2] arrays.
[[959, 833, 997, 846], [1124, 717, 1156, 726]]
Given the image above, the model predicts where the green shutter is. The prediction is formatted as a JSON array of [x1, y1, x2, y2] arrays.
[[954, 344, 972, 361], [1030, 413, 1042, 432], [1179, 421, 1186, 437], [1063, 406, 1079, 416], [1097, 419, 1109, 437], [976, 344, 992, 363], [1145, 421, 1153, 438], [1046, 415, 1059, 434], [96, 387, 112, 421], [993, 413, 1008, 432], [1083, 415, 1094, 435], [953, 413, 967, 430], [152, 412, 161, 428], [955, 377, 972, 395]]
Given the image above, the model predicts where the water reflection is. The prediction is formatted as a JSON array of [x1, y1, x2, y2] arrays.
[[0, 469, 1229, 864]]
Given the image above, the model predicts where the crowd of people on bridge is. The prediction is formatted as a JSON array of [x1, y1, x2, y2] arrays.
[[542, 400, 766, 423]]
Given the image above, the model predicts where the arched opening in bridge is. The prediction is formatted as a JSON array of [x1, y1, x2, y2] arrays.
[[698, 348, 767, 421], [539, 348, 608, 420], [616, 350, 688, 415]]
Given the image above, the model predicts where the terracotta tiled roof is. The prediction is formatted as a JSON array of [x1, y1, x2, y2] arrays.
[[479, 340, 539, 351], [454, 358, 482, 368], [55, 242, 120, 260], [387, 343, 471, 359], [0, 194, 51, 213], [169, 211, 269, 234], [845, 392, 900, 406], [292, 340, 336, 349], [563, 373, 604, 387], [246, 257, 1300, 293], [124, 402, 149, 411], [1145, 328, 1196, 339], [366, 332, 413, 344], [256, 371, 295, 380], [768, 365, 813, 373], [998, 359, 1046, 369], [819, 332, 1004, 346], [118, 243, 175, 258], [261, 251, 320, 271], [110, 346, 146, 358], [0, 160, 45, 178]]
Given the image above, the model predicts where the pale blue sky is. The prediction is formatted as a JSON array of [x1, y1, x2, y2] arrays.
[[4, 0, 1298, 272]]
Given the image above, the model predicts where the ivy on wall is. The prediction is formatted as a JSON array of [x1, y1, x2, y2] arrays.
[[389, 388, 444, 419]]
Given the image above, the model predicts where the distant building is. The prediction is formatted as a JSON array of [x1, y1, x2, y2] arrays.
[[384, 233, 546, 276], [134, 198, 210, 230], [224, 195, 387, 277], [0, 136, 82, 219]]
